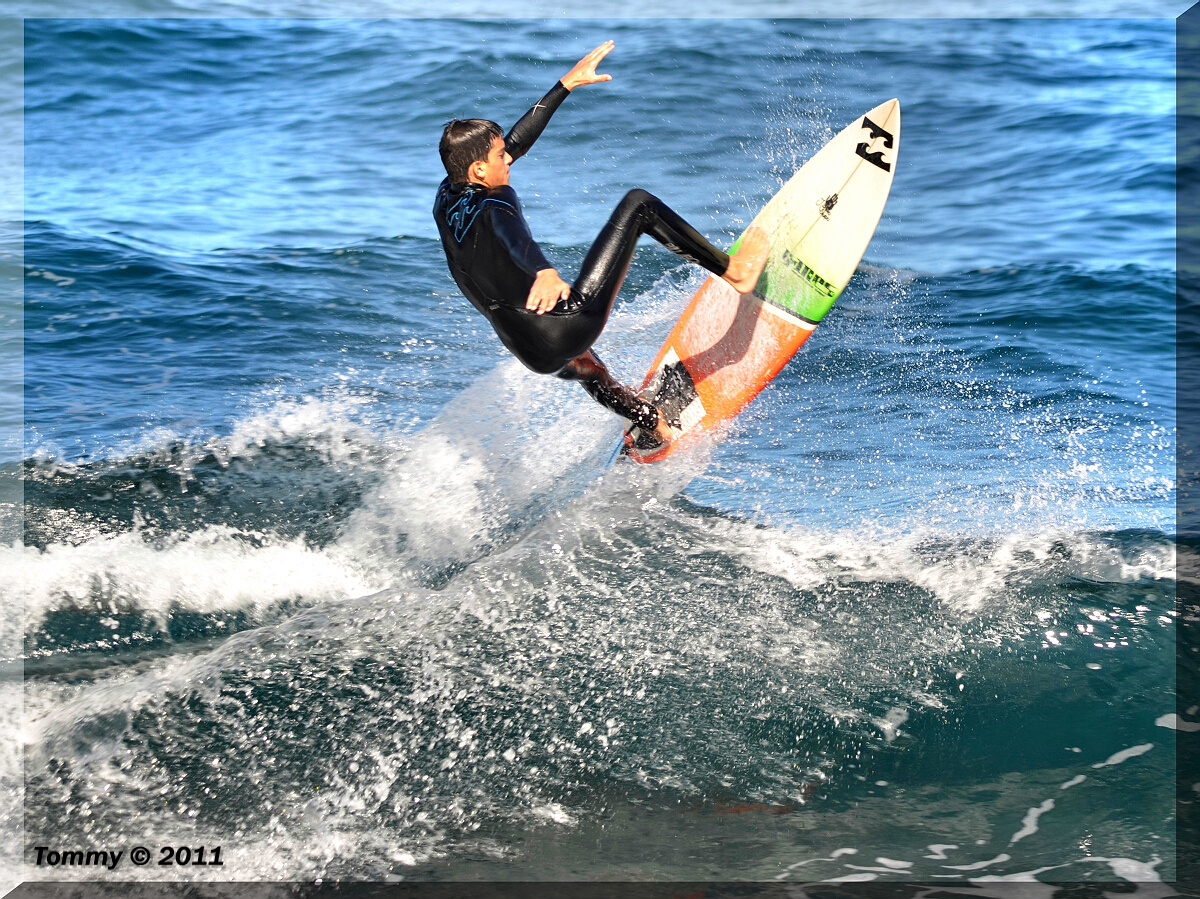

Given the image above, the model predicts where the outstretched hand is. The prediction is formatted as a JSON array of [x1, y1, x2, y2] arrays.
[[561, 40, 615, 91], [527, 268, 572, 315]]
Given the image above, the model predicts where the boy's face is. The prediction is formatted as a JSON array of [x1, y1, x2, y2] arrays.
[[472, 135, 512, 188]]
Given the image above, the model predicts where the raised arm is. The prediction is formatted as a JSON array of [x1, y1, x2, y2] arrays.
[[503, 82, 570, 162], [504, 40, 615, 162]]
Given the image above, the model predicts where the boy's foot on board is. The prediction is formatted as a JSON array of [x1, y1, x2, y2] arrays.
[[721, 225, 770, 294], [627, 401, 681, 453], [653, 413, 681, 446]]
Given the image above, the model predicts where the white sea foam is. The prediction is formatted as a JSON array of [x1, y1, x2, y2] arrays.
[[7, 526, 385, 640], [530, 803, 577, 826], [17, 342, 1176, 655], [777, 847, 858, 877], [943, 853, 1012, 871], [337, 358, 617, 577], [0, 679, 22, 899], [1156, 713, 1200, 732], [971, 867, 1063, 887], [873, 707, 908, 743], [924, 844, 958, 860], [220, 393, 379, 466], [1077, 855, 1163, 882], [1009, 799, 1054, 845], [718, 520, 1174, 615], [14, 366, 628, 638], [1093, 743, 1154, 768]]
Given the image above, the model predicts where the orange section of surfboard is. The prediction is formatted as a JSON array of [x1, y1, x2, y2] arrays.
[[624, 99, 900, 463]]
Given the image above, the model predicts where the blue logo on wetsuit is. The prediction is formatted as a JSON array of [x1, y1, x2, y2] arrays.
[[446, 193, 482, 243], [446, 191, 517, 243]]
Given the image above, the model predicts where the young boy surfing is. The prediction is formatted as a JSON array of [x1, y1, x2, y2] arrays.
[[433, 40, 768, 447]]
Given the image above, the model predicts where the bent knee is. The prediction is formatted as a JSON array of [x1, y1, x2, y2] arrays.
[[619, 188, 656, 210], [555, 353, 605, 381], [608, 189, 658, 232]]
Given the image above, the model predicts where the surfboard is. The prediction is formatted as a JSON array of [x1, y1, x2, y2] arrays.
[[623, 99, 901, 463]]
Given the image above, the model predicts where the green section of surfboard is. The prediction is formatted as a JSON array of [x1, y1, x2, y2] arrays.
[[728, 234, 841, 324]]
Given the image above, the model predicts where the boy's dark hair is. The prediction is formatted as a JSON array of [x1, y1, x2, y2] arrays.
[[440, 119, 504, 183]]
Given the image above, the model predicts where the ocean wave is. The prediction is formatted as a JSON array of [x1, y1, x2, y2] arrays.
[[14, 414, 1176, 661], [21, 452, 1176, 877]]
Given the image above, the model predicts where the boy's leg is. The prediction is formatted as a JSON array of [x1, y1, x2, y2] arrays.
[[571, 189, 731, 310], [556, 351, 670, 437], [553, 190, 767, 444], [546, 189, 765, 369]]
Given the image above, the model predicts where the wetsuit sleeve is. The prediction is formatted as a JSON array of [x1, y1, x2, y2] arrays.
[[504, 81, 571, 162], [489, 195, 554, 278]]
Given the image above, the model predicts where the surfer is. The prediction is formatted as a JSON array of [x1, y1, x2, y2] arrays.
[[433, 40, 769, 446]]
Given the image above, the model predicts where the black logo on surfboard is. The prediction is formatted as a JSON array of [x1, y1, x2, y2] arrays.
[[818, 193, 838, 220], [861, 116, 893, 148], [855, 115, 894, 172], [781, 249, 836, 298]]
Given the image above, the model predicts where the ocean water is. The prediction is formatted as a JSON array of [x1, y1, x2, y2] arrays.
[[4, 16, 1182, 889]]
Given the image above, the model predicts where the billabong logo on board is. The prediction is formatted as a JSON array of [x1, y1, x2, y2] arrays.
[[781, 249, 836, 298], [855, 115, 894, 172]]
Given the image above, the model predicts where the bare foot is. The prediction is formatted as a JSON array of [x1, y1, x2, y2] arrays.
[[653, 414, 680, 445], [722, 225, 770, 294], [634, 389, 679, 446]]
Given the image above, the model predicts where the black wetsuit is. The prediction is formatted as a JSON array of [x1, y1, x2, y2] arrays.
[[433, 80, 731, 430]]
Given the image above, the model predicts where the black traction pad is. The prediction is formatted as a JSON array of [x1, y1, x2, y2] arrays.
[[645, 358, 699, 430]]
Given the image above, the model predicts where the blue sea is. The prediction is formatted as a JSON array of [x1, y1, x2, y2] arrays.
[[3, 16, 1182, 889]]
